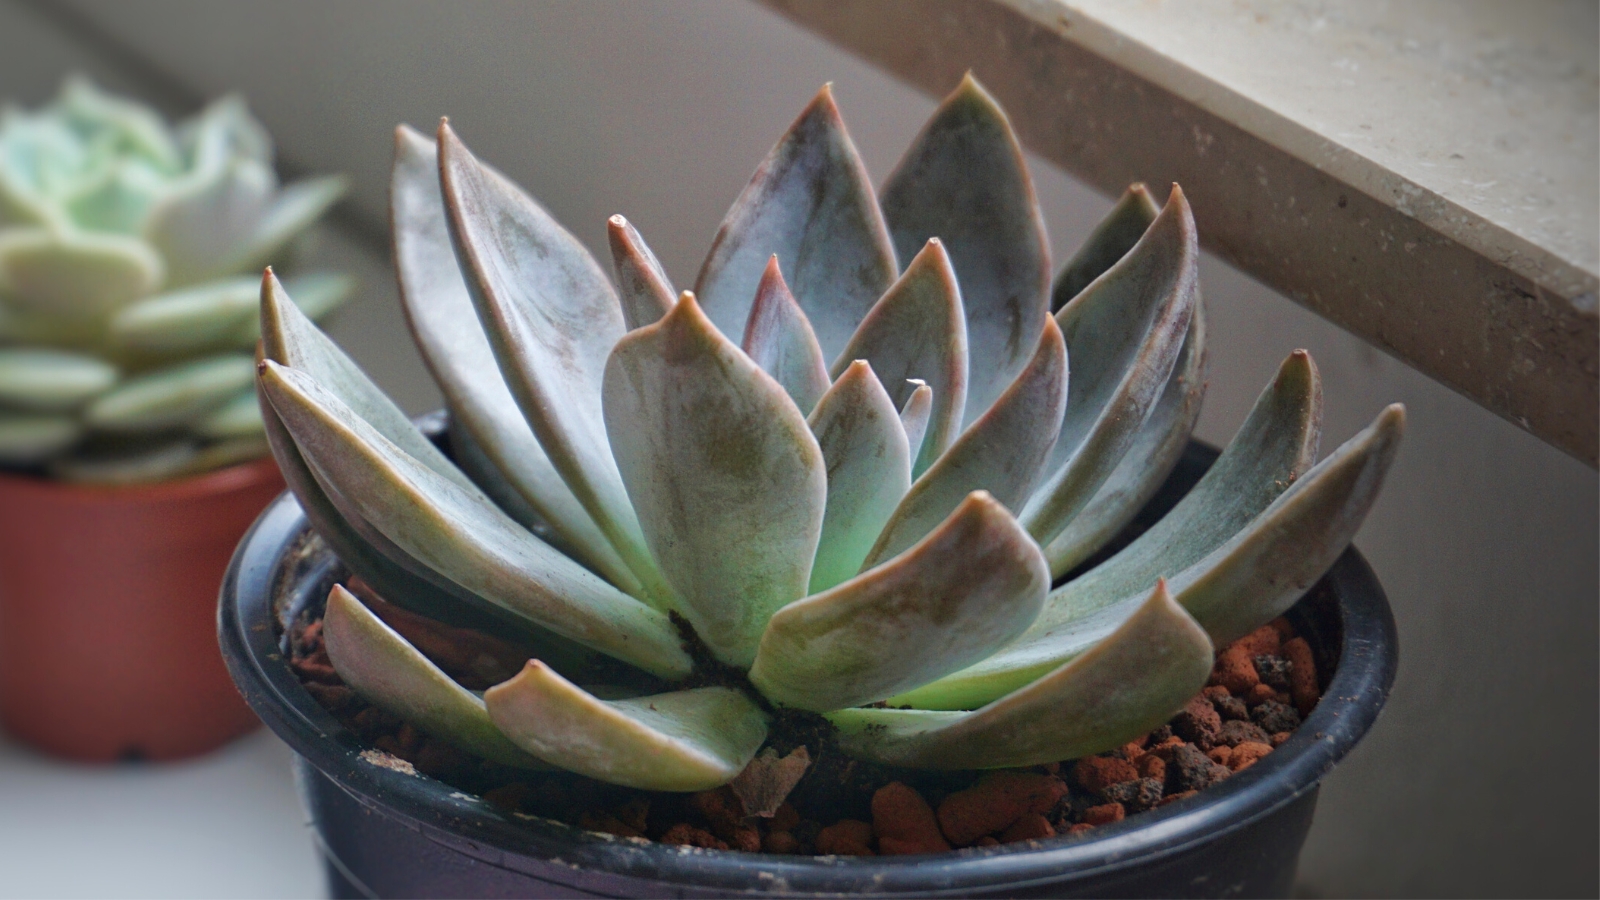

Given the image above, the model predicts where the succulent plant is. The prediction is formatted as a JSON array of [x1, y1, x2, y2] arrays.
[[257, 75, 1403, 794], [0, 77, 350, 483]]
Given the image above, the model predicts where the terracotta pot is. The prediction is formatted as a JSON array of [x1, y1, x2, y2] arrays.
[[0, 456, 284, 762]]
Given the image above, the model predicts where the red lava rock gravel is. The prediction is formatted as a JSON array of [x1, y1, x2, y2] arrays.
[[872, 782, 951, 855]]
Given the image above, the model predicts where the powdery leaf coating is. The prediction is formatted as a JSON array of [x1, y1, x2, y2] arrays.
[[805, 360, 911, 594], [896, 380, 934, 463], [603, 294, 826, 668], [258, 391, 482, 630], [607, 214, 676, 331], [322, 585, 549, 769], [391, 126, 634, 595], [832, 239, 968, 476], [0, 228, 162, 319], [1044, 302, 1207, 577], [864, 317, 1067, 568], [741, 256, 831, 416], [695, 84, 897, 361], [485, 661, 768, 792], [0, 348, 117, 411], [1052, 183, 1161, 309], [82, 353, 254, 433], [260, 360, 692, 679], [830, 581, 1213, 769], [1171, 404, 1406, 645], [261, 269, 480, 495], [751, 491, 1048, 712], [0, 78, 343, 477], [438, 121, 666, 605], [1021, 187, 1199, 547], [254, 74, 1410, 791], [880, 73, 1050, 428], [893, 351, 1323, 710]]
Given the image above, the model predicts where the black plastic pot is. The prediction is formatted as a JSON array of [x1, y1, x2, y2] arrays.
[[219, 442, 1397, 899]]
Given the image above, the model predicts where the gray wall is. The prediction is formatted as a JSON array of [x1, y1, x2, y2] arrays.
[[1, 1, 1594, 896]]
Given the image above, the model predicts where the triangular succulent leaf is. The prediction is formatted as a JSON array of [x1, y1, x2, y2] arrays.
[[804, 360, 911, 594], [1020, 186, 1198, 547], [323, 585, 550, 769], [863, 317, 1067, 569], [259, 360, 692, 679], [879, 73, 1050, 427], [485, 661, 768, 792], [833, 239, 968, 476], [603, 294, 826, 668], [261, 269, 483, 495], [694, 84, 897, 360], [436, 121, 669, 604], [741, 256, 831, 415], [1172, 403, 1405, 645], [260, 392, 521, 634], [751, 491, 1047, 712], [607, 214, 676, 330], [897, 380, 933, 461], [1044, 300, 1207, 576], [391, 127, 637, 594], [1052, 184, 1161, 309], [830, 580, 1213, 769], [891, 350, 1321, 709]]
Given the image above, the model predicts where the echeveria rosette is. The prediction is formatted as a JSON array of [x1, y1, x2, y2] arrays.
[[0, 77, 351, 482], [258, 74, 1405, 793]]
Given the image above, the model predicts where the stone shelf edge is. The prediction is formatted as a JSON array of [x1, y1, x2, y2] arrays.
[[761, 0, 1599, 466]]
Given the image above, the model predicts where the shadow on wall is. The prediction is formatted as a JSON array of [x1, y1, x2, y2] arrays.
[[0, 0, 1595, 896]]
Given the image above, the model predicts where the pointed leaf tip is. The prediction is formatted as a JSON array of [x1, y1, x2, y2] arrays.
[[1022, 183, 1198, 547], [741, 256, 830, 414], [898, 344, 1314, 711], [804, 358, 911, 593], [1053, 183, 1162, 309], [1043, 299, 1207, 576], [260, 360, 692, 679], [1172, 400, 1403, 645], [608, 214, 676, 331], [695, 83, 896, 360], [605, 286, 827, 667], [835, 238, 969, 476], [881, 75, 1049, 427], [865, 315, 1066, 568], [391, 125, 635, 592], [437, 122, 672, 604]]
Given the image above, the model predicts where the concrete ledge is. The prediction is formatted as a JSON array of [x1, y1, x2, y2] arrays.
[[763, 0, 1599, 465]]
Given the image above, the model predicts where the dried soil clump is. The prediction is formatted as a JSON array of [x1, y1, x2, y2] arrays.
[[289, 591, 1326, 855]]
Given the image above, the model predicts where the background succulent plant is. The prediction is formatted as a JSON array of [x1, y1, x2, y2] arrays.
[[0, 77, 350, 483], [258, 75, 1403, 794]]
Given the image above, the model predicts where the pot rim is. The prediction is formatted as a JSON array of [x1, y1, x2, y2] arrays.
[[0, 453, 280, 503], [218, 442, 1397, 896]]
